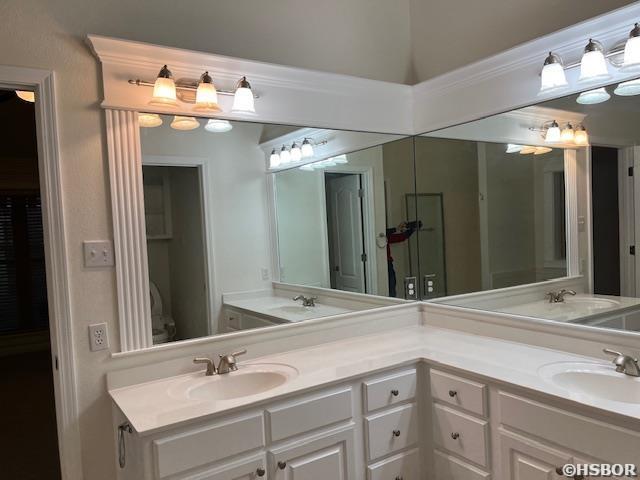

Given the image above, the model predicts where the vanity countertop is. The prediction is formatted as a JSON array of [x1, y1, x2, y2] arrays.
[[109, 324, 640, 435]]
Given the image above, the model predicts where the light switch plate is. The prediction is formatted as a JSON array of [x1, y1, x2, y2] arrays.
[[83, 240, 114, 268], [88, 323, 109, 352]]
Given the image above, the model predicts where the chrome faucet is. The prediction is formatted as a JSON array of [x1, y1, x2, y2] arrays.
[[293, 295, 317, 307], [193, 349, 247, 376], [603, 349, 640, 377], [545, 289, 577, 303]]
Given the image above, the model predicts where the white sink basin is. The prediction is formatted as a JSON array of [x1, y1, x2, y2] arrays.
[[170, 363, 298, 402], [538, 361, 640, 404], [498, 295, 621, 322]]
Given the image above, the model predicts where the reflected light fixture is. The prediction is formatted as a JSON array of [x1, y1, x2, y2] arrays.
[[614, 78, 640, 96], [574, 125, 589, 145], [506, 144, 523, 153], [534, 146, 553, 155], [519, 146, 537, 154], [269, 149, 281, 168], [301, 138, 314, 158], [578, 39, 610, 83], [138, 112, 163, 128], [279, 145, 291, 164], [290, 142, 302, 162], [15, 90, 35, 103], [622, 23, 640, 71], [576, 87, 610, 104], [299, 164, 315, 171], [149, 65, 178, 106], [194, 71, 222, 112], [539, 52, 568, 94], [560, 123, 575, 142], [544, 121, 561, 143], [170, 115, 199, 131], [231, 76, 256, 114], [204, 119, 233, 133]]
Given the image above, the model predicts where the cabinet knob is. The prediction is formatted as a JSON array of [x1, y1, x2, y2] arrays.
[[395, 476, 404, 480], [391, 389, 399, 396], [451, 432, 460, 440], [278, 461, 287, 470], [392, 429, 401, 437], [256, 467, 265, 477], [449, 390, 457, 397], [556, 467, 563, 475]]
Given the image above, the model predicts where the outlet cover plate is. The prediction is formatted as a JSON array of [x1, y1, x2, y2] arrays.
[[83, 240, 114, 268], [88, 323, 109, 352]]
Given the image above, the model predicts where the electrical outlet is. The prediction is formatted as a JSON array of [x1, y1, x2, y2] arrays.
[[260, 267, 270, 281], [88, 323, 109, 352], [83, 240, 114, 268]]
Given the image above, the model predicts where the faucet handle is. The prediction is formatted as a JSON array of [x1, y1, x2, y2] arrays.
[[603, 348, 624, 358], [193, 357, 216, 376], [231, 348, 247, 358]]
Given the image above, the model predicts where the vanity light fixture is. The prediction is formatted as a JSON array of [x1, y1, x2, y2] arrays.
[[290, 142, 302, 162], [269, 149, 281, 168], [170, 115, 200, 131], [15, 90, 35, 103], [506, 144, 524, 153], [576, 87, 610, 104], [231, 77, 256, 114], [194, 71, 222, 112], [539, 52, 568, 94], [301, 138, 314, 158], [544, 120, 561, 143], [279, 145, 291, 164], [204, 118, 233, 132], [534, 146, 553, 155], [149, 65, 178, 106], [614, 78, 640, 96], [519, 146, 538, 155], [578, 39, 611, 83], [138, 112, 163, 128], [622, 23, 640, 71], [574, 125, 589, 145], [560, 123, 575, 142]]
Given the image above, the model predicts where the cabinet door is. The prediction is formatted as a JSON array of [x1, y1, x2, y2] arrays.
[[270, 426, 355, 480], [176, 453, 267, 480], [499, 429, 573, 480]]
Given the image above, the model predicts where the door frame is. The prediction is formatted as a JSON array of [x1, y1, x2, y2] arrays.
[[0, 66, 82, 479]]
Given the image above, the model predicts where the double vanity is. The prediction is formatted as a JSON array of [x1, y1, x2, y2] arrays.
[[110, 313, 640, 480]]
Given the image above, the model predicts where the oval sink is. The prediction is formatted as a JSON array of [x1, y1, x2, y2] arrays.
[[538, 361, 640, 404], [170, 363, 298, 402]]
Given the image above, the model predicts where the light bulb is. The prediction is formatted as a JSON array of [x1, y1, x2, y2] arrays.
[[194, 71, 221, 112], [149, 65, 177, 106], [622, 23, 640, 71], [505, 144, 523, 153], [170, 116, 199, 131], [301, 139, 314, 158], [269, 149, 281, 168], [578, 39, 610, 83], [231, 76, 256, 114], [560, 123, 575, 143], [279, 146, 291, 164], [519, 146, 537, 154], [534, 147, 553, 155], [614, 78, 640, 96], [576, 87, 610, 105], [574, 126, 589, 146], [539, 52, 568, 94], [15, 90, 35, 103], [204, 119, 233, 133], [545, 121, 561, 143], [290, 142, 302, 162], [138, 112, 163, 128]]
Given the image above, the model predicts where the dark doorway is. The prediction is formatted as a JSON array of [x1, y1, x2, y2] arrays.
[[0, 88, 61, 479], [591, 146, 620, 296]]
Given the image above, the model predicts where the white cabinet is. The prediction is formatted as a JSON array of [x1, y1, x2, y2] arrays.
[[175, 454, 267, 480], [222, 308, 281, 333], [499, 429, 571, 480]]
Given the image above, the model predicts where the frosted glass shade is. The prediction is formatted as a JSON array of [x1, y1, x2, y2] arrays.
[[540, 62, 568, 93], [301, 140, 314, 158], [138, 112, 163, 128], [534, 147, 553, 155], [578, 49, 610, 83], [15, 90, 35, 102], [195, 80, 221, 112], [560, 124, 574, 142], [574, 127, 589, 145], [576, 87, 610, 105], [519, 146, 537, 154], [614, 79, 640, 96], [279, 147, 291, 164], [150, 77, 177, 106], [290, 143, 302, 162], [204, 119, 233, 133], [545, 122, 561, 143], [232, 87, 255, 114], [505, 144, 523, 153], [170, 116, 199, 131], [269, 150, 280, 168], [622, 33, 640, 71]]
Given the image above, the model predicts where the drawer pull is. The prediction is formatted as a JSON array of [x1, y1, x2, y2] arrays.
[[278, 461, 287, 470], [392, 429, 401, 437], [256, 467, 266, 477], [451, 432, 460, 440], [448, 390, 457, 397], [391, 389, 399, 396], [395, 477, 404, 480]]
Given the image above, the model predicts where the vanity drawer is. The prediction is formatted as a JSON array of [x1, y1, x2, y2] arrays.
[[267, 387, 352, 441], [364, 368, 417, 412], [367, 448, 420, 480], [430, 369, 487, 417], [153, 413, 265, 478], [432, 404, 489, 467], [241, 313, 277, 330], [434, 450, 490, 480], [365, 403, 418, 460]]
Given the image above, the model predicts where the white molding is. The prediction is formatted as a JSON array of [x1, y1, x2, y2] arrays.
[[0, 66, 83, 480], [105, 109, 153, 350], [564, 149, 580, 277]]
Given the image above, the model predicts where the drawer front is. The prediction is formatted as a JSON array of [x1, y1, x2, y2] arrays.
[[241, 313, 277, 330], [432, 404, 489, 467], [153, 413, 265, 478], [224, 309, 241, 330], [430, 369, 487, 417], [366, 403, 419, 461], [434, 450, 490, 480], [267, 388, 353, 441], [367, 448, 420, 480], [364, 368, 417, 412], [499, 391, 640, 465]]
